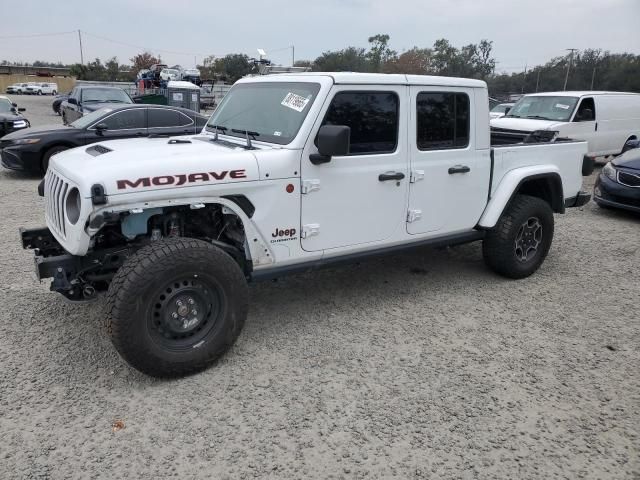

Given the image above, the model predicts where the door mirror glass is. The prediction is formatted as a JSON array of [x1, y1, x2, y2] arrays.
[[95, 123, 109, 132], [67, 97, 78, 105], [503, 106, 511, 115]]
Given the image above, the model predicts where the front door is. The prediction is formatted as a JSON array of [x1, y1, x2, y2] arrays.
[[407, 87, 490, 234], [300, 86, 408, 252], [563, 97, 598, 154]]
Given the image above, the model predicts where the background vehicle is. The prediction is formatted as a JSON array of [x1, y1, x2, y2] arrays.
[[0, 96, 29, 137], [1, 104, 207, 173], [25, 82, 58, 95], [52, 91, 70, 115], [182, 68, 201, 85], [160, 68, 181, 81], [491, 91, 640, 158], [490, 102, 514, 119], [61, 86, 133, 124], [21, 73, 590, 377], [594, 143, 640, 213], [6, 83, 30, 94]]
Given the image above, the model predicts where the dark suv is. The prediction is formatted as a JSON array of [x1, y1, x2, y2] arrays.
[[61, 86, 133, 125]]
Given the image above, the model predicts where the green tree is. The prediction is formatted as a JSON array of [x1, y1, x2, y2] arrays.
[[313, 47, 370, 72], [367, 34, 397, 72]]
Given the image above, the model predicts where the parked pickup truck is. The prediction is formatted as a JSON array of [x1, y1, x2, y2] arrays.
[[21, 73, 591, 377]]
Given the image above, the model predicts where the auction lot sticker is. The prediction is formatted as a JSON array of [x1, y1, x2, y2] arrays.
[[281, 93, 310, 112]]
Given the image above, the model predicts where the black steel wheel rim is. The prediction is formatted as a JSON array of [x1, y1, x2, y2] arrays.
[[147, 275, 224, 351], [514, 216, 542, 262]]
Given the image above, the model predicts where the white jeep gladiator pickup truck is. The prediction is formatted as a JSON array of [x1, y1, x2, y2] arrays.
[[21, 73, 592, 377]]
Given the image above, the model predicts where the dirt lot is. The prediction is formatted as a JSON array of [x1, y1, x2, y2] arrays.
[[0, 95, 638, 479]]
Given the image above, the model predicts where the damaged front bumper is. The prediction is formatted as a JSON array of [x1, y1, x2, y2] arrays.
[[20, 226, 128, 301]]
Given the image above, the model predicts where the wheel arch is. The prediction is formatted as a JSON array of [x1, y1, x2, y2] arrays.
[[89, 196, 271, 269], [478, 167, 564, 229]]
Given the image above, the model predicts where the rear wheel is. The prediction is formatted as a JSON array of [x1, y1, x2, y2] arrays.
[[41, 145, 69, 174], [482, 195, 554, 279], [106, 238, 248, 377]]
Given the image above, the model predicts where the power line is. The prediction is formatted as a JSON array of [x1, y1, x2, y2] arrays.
[[0, 30, 76, 39], [80, 30, 218, 58]]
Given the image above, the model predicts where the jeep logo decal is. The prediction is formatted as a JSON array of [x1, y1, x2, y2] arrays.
[[116, 170, 247, 190], [270, 227, 297, 243]]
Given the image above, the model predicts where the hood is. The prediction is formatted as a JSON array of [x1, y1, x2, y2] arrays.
[[83, 102, 130, 112], [0, 111, 26, 121], [613, 148, 640, 171], [490, 116, 564, 132], [50, 135, 263, 198], [2, 124, 68, 141]]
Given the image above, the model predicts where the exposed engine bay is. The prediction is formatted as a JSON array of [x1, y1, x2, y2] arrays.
[[21, 204, 248, 301]]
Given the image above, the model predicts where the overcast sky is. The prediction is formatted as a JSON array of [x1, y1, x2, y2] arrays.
[[2, 0, 638, 72]]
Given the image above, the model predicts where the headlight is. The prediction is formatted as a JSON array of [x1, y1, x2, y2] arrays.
[[65, 187, 81, 225], [11, 138, 40, 145], [13, 120, 28, 128], [602, 162, 618, 182]]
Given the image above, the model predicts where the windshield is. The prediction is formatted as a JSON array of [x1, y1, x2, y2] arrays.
[[206, 82, 321, 145], [506, 96, 578, 121], [82, 88, 132, 104], [491, 104, 510, 114], [70, 108, 114, 128], [0, 98, 13, 113]]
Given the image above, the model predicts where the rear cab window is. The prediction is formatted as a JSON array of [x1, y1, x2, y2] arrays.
[[416, 92, 470, 150]]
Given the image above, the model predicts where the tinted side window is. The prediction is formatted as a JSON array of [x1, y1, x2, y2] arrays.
[[322, 91, 399, 155], [416, 92, 470, 150], [149, 109, 180, 128], [177, 112, 194, 127], [101, 109, 146, 130]]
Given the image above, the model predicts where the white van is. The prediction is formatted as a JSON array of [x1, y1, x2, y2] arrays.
[[490, 91, 640, 158]]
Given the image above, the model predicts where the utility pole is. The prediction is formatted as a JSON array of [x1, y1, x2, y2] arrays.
[[78, 29, 84, 65], [291, 45, 295, 66], [535, 70, 540, 92], [563, 48, 577, 91], [590, 67, 596, 90], [521, 63, 527, 94]]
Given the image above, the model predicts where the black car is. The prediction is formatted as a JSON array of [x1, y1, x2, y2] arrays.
[[1, 104, 208, 174], [52, 91, 70, 115], [0, 96, 30, 138], [594, 143, 640, 214], [61, 86, 133, 125]]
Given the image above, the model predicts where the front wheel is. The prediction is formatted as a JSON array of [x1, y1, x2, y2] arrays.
[[482, 195, 554, 279], [106, 238, 248, 377]]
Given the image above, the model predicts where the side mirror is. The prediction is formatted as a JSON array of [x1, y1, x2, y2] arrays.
[[504, 106, 511, 115], [18, 107, 26, 112], [95, 123, 109, 134], [12, 102, 17, 107], [310, 125, 350, 165], [67, 98, 78, 105]]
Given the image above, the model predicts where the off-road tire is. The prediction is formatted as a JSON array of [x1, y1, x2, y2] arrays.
[[106, 238, 248, 377], [41, 145, 68, 174], [482, 194, 554, 279]]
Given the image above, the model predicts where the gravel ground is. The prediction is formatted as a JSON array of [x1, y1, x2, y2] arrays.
[[1, 96, 639, 479]]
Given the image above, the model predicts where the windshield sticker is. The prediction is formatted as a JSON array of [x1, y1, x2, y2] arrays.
[[281, 92, 310, 112], [555, 103, 571, 110], [273, 131, 282, 136]]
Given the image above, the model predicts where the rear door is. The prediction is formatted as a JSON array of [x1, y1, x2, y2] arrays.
[[148, 108, 198, 136], [300, 86, 408, 251], [407, 87, 489, 234]]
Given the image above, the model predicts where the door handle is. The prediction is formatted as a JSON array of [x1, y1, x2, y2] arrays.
[[448, 165, 470, 174], [378, 172, 405, 181]]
